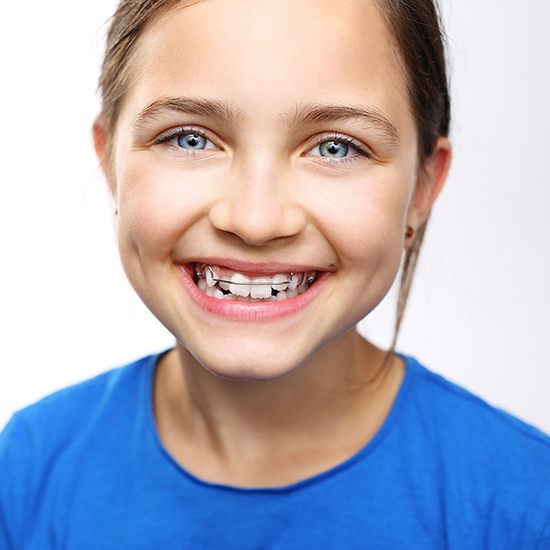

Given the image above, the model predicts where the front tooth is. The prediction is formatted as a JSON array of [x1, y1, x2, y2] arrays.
[[229, 272, 251, 297], [271, 273, 289, 291], [250, 284, 272, 299], [276, 290, 288, 301]]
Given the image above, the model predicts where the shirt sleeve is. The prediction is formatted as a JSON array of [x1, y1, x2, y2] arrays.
[[0, 413, 35, 550], [536, 514, 550, 549]]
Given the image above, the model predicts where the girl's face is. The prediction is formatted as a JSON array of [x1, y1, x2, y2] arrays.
[[98, 0, 443, 379]]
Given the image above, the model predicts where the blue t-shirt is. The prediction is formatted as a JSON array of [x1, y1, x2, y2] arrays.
[[1, 350, 549, 549]]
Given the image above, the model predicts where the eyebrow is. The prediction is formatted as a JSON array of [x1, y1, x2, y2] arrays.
[[133, 97, 245, 130], [287, 102, 399, 145], [133, 96, 399, 144]]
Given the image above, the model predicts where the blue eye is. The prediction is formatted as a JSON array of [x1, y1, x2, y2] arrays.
[[154, 127, 218, 153], [318, 140, 350, 158], [308, 135, 371, 165], [177, 133, 208, 150]]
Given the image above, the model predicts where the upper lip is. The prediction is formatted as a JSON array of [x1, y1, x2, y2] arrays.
[[178, 257, 328, 274]]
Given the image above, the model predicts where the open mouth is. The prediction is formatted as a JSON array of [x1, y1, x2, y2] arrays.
[[191, 262, 319, 303]]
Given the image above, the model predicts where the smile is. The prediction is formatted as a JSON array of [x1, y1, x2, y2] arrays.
[[194, 263, 318, 302], [178, 261, 330, 322]]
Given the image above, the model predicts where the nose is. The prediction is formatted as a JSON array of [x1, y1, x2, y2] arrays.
[[208, 157, 307, 247]]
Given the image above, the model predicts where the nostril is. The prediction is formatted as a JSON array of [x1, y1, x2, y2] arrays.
[[207, 192, 307, 247]]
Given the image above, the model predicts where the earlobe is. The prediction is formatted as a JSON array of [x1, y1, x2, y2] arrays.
[[92, 119, 116, 197], [407, 137, 452, 230]]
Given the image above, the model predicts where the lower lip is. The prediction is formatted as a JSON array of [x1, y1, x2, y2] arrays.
[[179, 265, 330, 322]]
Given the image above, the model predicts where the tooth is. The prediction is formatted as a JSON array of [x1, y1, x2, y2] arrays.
[[271, 273, 289, 291], [229, 273, 251, 297], [230, 286, 250, 297], [250, 284, 272, 299], [205, 286, 217, 297], [276, 290, 288, 301], [231, 272, 250, 282], [205, 268, 216, 288], [210, 266, 231, 289], [198, 277, 208, 291], [287, 274, 299, 291], [213, 288, 224, 299], [286, 288, 299, 299]]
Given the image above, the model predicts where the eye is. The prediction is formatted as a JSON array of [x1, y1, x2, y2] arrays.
[[306, 134, 371, 165], [176, 133, 209, 150], [318, 141, 350, 158], [153, 127, 219, 154]]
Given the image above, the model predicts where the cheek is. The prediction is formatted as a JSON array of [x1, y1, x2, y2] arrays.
[[303, 167, 412, 268], [309, 170, 411, 324], [115, 158, 217, 262]]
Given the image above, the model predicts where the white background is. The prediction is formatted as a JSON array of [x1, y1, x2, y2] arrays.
[[1, 1, 549, 432]]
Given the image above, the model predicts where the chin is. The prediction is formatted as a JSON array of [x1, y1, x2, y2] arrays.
[[188, 343, 304, 382], [206, 363, 293, 382], [169, 320, 316, 379]]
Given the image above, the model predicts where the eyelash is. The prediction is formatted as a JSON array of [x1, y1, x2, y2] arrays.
[[153, 126, 213, 155], [152, 126, 372, 166], [311, 132, 372, 166]]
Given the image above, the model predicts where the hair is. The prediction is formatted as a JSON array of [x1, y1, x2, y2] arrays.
[[96, 0, 450, 361], [376, 0, 451, 359]]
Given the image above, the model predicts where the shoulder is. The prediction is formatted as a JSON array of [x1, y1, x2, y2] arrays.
[[2, 351, 157, 439], [0, 350, 160, 461], [0, 350, 163, 547], [404, 354, 550, 462], [402, 354, 550, 540]]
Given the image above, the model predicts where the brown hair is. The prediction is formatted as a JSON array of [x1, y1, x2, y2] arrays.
[[97, 0, 200, 160], [96, 0, 450, 356], [376, 0, 451, 357]]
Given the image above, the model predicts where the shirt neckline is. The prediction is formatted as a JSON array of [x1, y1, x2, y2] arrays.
[[144, 348, 419, 494]]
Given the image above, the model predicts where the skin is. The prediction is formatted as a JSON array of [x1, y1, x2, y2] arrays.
[[94, 0, 451, 487]]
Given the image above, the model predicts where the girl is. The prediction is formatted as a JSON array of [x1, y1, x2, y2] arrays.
[[1, 0, 549, 548]]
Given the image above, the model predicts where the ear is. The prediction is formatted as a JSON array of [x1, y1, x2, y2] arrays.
[[92, 119, 117, 200], [406, 136, 452, 234]]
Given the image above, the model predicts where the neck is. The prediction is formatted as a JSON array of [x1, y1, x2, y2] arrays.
[[154, 330, 401, 467]]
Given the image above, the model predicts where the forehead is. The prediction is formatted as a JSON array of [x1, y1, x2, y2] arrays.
[[123, 0, 413, 138]]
